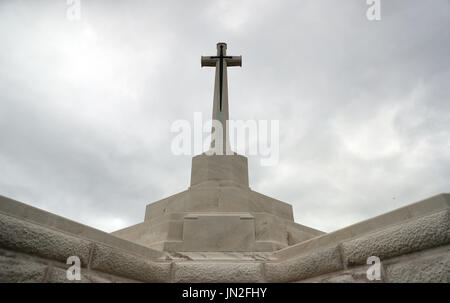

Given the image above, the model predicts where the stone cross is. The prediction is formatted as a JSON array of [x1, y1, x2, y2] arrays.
[[201, 42, 242, 154]]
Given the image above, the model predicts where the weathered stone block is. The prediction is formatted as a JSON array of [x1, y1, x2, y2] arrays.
[[341, 210, 450, 266], [47, 266, 91, 283], [0, 213, 91, 265], [286, 221, 324, 245], [0, 195, 165, 260], [190, 154, 249, 187], [83, 272, 113, 283], [90, 243, 171, 282], [274, 194, 450, 261], [85, 271, 140, 283], [173, 261, 263, 283], [265, 245, 343, 282], [0, 255, 47, 283], [298, 264, 385, 283], [250, 191, 294, 221], [299, 273, 360, 283], [386, 251, 450, 283], [182, 213, 255, 251]]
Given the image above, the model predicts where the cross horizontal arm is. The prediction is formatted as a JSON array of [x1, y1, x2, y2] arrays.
[[201, 56, 217, 67], [201, 56, 242, 67], [226, 56, 242, 67]]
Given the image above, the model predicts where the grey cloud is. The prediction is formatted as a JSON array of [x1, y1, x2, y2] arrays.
[[0, 0, 449, 232]]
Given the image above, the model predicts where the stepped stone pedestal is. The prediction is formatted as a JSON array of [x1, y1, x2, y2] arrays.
[[111, 42, 325, 252], [111, 43, 324, 252], [112, 154, 324, 252]]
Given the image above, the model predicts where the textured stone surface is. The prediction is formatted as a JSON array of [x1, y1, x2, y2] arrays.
[[265, 245, 343, 282], [168, 251, 273, 261], [47, 267, 91, 283], [297, 264, 385, 283], [143, 186, 295, 221], [121, 155, 319, 252], [0, 213, 91, 265], [47, 265, 141, 283], [0, 195, 165, 260], [117, 185, 321, 252], [90, 243, 171, 282], [173, 261, 264, 282], [286, 221, 324, 246], [1, 187, 449, 283], [0, 254, 47, 282], [342, 210, 450, 266], [182, 213, 255, 251], [84, 271, 140, 283], [191, 154, 249, 187], [83, 272, 113, 283], [274, 194, 450, 260], [386, 252, 450, 283]]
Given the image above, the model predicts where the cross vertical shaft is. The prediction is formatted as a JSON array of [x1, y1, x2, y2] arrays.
[[201, 42, 242, 154]]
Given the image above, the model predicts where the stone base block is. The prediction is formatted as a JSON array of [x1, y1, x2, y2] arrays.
[[182, 213, 255, 251], [191, 154, 249, 187]]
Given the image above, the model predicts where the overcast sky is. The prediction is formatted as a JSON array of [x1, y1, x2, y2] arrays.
[[0, 0, 449, 233]]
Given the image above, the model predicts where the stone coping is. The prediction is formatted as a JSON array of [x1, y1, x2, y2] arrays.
[[272, 193, 450, 260], [184, 212, 254, 219], [0, 195, 166, 260], [166, 251, 274, 261], [1, 193, 449, 282]]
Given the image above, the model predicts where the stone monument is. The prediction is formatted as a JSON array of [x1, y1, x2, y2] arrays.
[[0, 43, 448, 283], [112, 42, 324, 252]]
